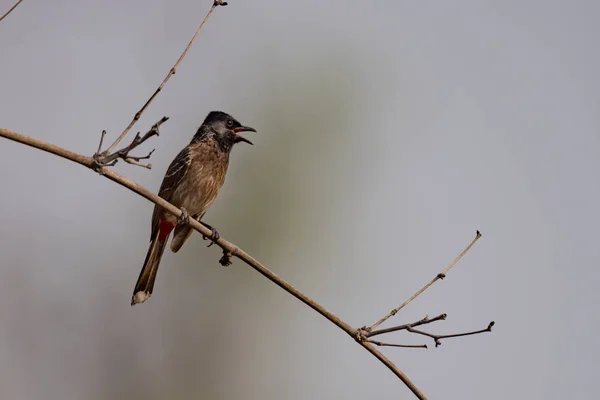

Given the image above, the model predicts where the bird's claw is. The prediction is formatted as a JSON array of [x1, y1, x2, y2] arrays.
[[177, 207, 190, 227], [219, 250, 233, 267], [201, 222, 220, 247]]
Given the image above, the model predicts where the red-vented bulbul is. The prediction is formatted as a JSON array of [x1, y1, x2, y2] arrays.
[[131, 111, 256, 305]]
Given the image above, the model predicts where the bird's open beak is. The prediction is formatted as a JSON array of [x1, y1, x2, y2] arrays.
[[232, 126, 257, 145]]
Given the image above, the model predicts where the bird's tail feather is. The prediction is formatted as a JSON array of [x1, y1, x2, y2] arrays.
[[131, 230, 168, 305]]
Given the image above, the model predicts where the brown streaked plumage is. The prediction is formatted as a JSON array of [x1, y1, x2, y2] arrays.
[[131, 111, 256, 306]]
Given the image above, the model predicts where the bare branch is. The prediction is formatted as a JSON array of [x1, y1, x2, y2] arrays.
[[367, 340, 427, 349], [369, 231, 482, 331], [408, 321, 495, 348], [0, 126, 427, 400], [102, 1, 226, 156], [0, 0, 23, 23]]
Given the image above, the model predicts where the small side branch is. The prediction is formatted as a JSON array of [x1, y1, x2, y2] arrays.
[[367, 340, 428, 349], [0, 0, 23, 23], [408, 321, 495, 348], [93, 116, 168, 169], [368, 231, 482, 331], [96, 130, 107, 156], [101, 1, 227, 156], [367, 313, 447, 338]]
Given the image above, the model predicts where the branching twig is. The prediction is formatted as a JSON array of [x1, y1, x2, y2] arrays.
[[123, 152, 155, 169], [94, 116, 168, 168], [368, 231, 482, 331], [368, 313, 447, 338], [101, 1, 227, 156], [407, 321, 495, 348], [365, 313, 493, 348], [0, 0, 23, 23], [0, 126, 428, 400]]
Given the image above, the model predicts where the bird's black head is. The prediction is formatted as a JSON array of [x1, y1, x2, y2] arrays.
[[192, 111, 256, 152]]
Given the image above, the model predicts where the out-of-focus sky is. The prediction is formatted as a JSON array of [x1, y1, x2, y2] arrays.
[[1, 1, 599, 399]]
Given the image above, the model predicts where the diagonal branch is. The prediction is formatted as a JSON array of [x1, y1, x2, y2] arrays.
[[0, 126, 428, 400], [0, 0, 23, 23], [368, 231, 482, 331], [101, 1, 227, 156]]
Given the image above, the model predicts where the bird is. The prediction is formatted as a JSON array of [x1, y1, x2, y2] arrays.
[[131, 111, 256, 306]]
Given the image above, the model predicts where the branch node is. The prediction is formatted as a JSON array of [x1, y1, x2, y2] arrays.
[[355, 327, 370, 342], [437, 272, 446, 280], [90, 160, 106, 175]]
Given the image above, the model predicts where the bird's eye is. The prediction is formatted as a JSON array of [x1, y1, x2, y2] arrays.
[[226, 120, 234, 127]]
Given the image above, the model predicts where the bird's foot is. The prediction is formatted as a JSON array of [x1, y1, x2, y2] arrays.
[[201, 222, 220, 247], [177, 207, 190, 227], [219, 250, 233, 267]]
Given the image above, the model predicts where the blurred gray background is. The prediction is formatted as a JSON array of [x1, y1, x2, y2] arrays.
[[1, 0, 599, 399]]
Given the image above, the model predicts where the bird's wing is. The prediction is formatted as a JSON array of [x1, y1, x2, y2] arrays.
[[150, 146, 192, 238]]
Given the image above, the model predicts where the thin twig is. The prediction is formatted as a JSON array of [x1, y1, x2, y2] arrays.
[[124, 158, 152, 169], [368, 314, 447, 338], [95, 130, 107, 156], [102, 1, 226, 156], [368, 231, 482, 331], [0, 0, 23, 23], [408, 321, 495, 348], [367, 340, 427, 349], [127, 149, 155, 162], [0, 126, 427, 400]]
